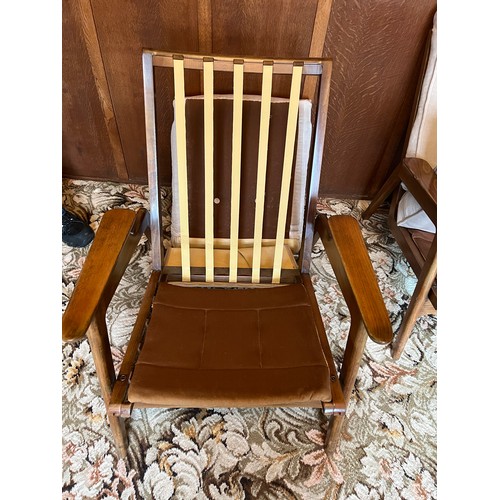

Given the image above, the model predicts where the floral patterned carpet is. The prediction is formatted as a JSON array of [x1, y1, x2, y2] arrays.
[[62, 178, 437, 500]]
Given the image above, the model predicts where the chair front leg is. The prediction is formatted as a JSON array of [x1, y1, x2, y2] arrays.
[[325, 309, 368, 453], [86, 307, 128, 458], [392, 236, 437, 360]]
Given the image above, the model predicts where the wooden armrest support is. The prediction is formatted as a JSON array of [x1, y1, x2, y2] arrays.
[[362, 157, 436, 224], [400, 157, 437, 225], [62, 208, 149, 343], [315, 214, 392, 345]]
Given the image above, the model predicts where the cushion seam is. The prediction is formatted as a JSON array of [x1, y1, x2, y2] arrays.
[[152, 303, 311, 311], [132, 362, 329, 371], [199, 309, 208, 368], [257, 309, 262, 368]]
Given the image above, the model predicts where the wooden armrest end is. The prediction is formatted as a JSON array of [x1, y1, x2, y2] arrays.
[[362, 157, 436, 223], [62, 208, 149, 342], [401, 157, 437, 225], [316, 214, 392, 345]]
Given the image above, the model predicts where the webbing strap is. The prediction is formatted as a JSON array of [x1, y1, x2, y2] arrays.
[[272, 63, 303, 283], [173, 57, 191, 281], [203, 59, 215, 282], [251, 62, 274, 283], [229, 60, 244, 282]]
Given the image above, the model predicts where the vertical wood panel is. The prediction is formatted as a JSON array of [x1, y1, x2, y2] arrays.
[[198, 0, 213, 53], [211, 0, 317, 58], [63, 0, 437, 199], [62, 0, 117, 180], [76, 0, 128, 180], [303, 0, 333, 99], [90, 0, 200, 183], [211, 0, 317, 97]]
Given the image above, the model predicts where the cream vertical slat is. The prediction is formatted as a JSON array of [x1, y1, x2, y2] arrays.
[[203, 58, 215, 282], [173, 56, 191, 281], [272, 63, 303, 283], [229, 60, 244, 282], [251, 62, 273, 283]]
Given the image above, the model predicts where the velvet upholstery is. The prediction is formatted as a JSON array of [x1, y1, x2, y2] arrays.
[[128, 282, 332, 407]]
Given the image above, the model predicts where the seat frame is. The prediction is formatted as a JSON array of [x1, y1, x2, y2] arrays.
[[62, 50, 392, 458]]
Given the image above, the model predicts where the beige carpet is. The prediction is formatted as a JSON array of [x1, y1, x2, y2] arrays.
[[62, 178, 436, 499]]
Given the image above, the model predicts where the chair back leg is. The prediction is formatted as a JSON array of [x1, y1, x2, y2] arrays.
[[362, 163, 402, 220]]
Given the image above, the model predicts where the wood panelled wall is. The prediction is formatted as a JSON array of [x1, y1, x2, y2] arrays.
[[62, 0, 436, 198]]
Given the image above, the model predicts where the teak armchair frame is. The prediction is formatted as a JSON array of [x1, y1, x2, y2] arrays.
[[362, 26, 437, 360], [363, 158, 436, 360], [62, 50, 392, 458]]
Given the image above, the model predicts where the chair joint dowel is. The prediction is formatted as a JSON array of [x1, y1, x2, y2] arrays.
[[108, 401, 133, 419]]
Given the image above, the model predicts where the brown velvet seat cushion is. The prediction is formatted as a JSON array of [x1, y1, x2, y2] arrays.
[[128, 283, 332, 407]]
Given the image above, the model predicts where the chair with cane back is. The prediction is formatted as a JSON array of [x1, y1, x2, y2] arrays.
[[62, 50, 392, 457]]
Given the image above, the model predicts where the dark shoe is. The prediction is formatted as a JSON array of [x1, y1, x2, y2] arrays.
[[62, 207, 95, 247]]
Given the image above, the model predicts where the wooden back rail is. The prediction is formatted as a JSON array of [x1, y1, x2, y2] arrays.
[[142, 50, 332, 284]]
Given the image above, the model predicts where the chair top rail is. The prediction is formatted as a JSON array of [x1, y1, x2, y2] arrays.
[[144, 49, 327, 75]]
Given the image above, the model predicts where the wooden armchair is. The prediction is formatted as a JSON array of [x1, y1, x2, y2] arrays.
[[363, 14, 437, 359], [62, 50, 392, 458]]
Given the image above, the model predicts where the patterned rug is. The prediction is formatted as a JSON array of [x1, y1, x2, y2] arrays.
[[62, 178, 437, 500]]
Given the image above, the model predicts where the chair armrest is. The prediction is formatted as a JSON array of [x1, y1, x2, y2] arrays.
[[315, 214, 392, 345], [62, 208, 149, 343]]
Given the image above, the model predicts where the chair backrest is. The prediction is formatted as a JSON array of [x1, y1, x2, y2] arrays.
[[405, 12, 437, 168], [142, 51, 332, 284]]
